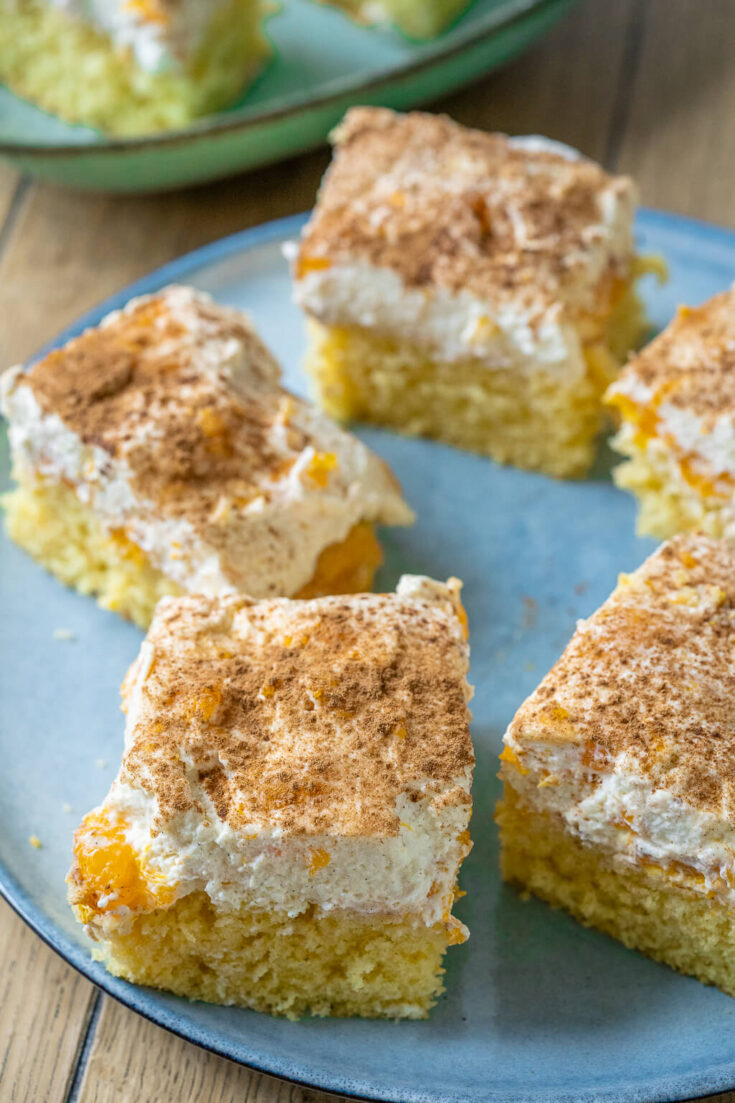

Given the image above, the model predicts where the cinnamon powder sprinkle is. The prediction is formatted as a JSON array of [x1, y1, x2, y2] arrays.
[[510, 533, 735, 816], [120, 585, 473, 838], [23, 288, 293, 535], [612, 286, 735, 423], [298, 107, 636, 316]]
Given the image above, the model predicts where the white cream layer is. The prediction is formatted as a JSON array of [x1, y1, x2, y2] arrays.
[[0, 287, 413, 598], [94, 768, 472, 929], [296, 258, 589, 379], [503, 732, 735, 901], [42, 0, 223, 72], [291, 140, 636, 375], [610, 373, 735, 483]]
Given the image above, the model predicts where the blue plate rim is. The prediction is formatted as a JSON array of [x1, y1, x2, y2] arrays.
[[4, 205, 735, 1103], [0, 0, 570, 156]]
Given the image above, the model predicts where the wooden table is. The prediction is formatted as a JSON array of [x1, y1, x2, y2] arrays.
[[2, 1, 735, 1098]]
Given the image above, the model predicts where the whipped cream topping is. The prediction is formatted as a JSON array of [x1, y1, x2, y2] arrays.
[[296, 260, 588, 376], [93, 769, 472, 927], [71, 578, 474, 933], [1, 286, 413, 599], [38, 0, 224, 72], [612, 373, 735, 483], [506, 135, 583, 161], [503, 736, 735, 903]]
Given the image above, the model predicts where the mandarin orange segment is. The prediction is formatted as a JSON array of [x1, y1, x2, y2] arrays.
[[499, 745, 529, 775], [109, 528, 148, 567], [445, 918, 468, 945], [307, 847, 332, 876], [296, 255, 332, 279], [305, 451, 338, 488], [193, 686, 222, 722], [296, 522, 383, 600], [73, 810, 174, 915], [124, 0, 170, 25], [455, 600, 469, 640]]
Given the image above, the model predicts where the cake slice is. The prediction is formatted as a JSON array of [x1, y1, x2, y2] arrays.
[[0, 0, 269, 136], [68, 576, 474, 1019], [321, 0, 472, 40], [498, 532, 735, 996], [292, 107, 652, 478], [0, 285, 413, 628], [607, 287, 735, 540]]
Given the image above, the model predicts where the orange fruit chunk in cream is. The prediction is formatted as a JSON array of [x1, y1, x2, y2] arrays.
[[73, 810, 175, 915]]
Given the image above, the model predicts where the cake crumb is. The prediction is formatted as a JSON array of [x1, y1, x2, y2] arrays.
[[53, 628, 75, 641], [29, 835, 42, 850], [96, 758, 108, 769], [522, 596, 538, 629], [62, 803, 73, 814]]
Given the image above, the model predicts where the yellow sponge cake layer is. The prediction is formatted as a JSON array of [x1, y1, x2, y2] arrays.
[[497, 788, 735, 999], [86, 890, 454, 1019], [3, 478, 181, 629], [608, 435, 734, 542], [3, 476, 385, 629]]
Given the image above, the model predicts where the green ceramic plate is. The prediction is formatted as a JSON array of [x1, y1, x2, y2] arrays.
[[0, 0, 576, 193]]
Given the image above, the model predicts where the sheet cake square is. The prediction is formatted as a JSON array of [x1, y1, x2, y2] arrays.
[[1, 285, 412, 627], [498, 533, 735, 997], [293, 108, 650, 477], [68, 577, 474, 1019]]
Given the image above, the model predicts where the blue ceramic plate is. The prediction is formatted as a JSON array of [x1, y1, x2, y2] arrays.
[[2, 209, 735, 1103]]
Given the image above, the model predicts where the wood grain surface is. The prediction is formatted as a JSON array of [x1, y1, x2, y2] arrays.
[[0, 166, 19, 222], [75, 999, 341, 1103], [2, 1, 735, 1099]]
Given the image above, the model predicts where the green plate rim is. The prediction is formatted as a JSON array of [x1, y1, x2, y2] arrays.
[[0, 0, 568, 156]]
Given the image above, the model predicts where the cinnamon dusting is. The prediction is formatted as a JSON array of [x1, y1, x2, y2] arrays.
[[298, 108, 636, 317], [510, 533, 735, 816], [611, 286, 735, 424], [120, 584, 474, 837]]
